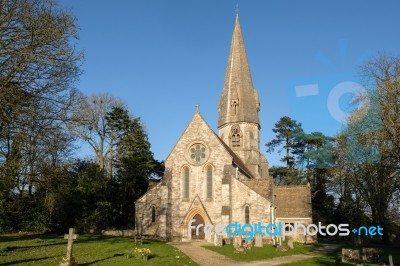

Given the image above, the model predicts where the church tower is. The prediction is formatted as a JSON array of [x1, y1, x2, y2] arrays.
[[218, 16, 265, 179]]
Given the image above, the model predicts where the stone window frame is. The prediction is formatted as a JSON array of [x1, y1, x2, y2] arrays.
[[230, 124, 242, 148], [244, 205, 250, 224], [185, 141, 210, 166], [285, 222, 295, 232], [151, 205, 156, 223], [231, 99, 239, 115], [182, 165, 191, 200], [203, 164, 214, 200]]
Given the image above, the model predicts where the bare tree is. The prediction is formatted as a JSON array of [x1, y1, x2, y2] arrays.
[[70, 93, 124, 176], [0, 0, 83, 119], [0, 0, 83, 195], [334, 54, 400, 242]]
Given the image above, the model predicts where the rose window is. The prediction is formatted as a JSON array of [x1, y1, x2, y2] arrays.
[[190, 144, 206, 163], [186, 142, 209, 165]]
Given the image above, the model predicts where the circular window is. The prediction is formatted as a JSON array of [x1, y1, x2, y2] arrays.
[[186, 142, 209, 165]]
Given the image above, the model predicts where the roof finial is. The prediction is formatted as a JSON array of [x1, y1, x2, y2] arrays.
[[235, 3, 239, 17], [195, 103, 200, 113]]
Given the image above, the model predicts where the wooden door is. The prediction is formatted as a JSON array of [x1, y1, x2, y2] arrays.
[[191, 214, 205, 240]]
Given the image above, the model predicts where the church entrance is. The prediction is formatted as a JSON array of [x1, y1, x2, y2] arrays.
[[191, 214, 205, 239]]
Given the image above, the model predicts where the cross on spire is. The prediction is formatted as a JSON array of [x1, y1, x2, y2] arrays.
[[195, 103, 200, 112], [235, 3, 239, 16]]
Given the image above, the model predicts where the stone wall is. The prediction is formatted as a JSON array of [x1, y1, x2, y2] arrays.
[[101, 229, 135, 237], [135, 183, 167, 239]]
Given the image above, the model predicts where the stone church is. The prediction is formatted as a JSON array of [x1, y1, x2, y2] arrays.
[[135, 16, 313, 243]]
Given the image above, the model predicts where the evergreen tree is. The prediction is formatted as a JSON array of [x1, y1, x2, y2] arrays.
[[266, 116, 305, 184], [106, 107, 163, 227], [266, 116, 304, 168]]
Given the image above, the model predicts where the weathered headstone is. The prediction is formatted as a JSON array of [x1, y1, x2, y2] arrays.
[[362, 248, 379, 263], [214, 235, 223, 247], [389, 254, 394, 266], [134, 235, 143, 245], [60, 228, 79, 266], [254, 234, 263, 247], [287, 239, 294, 249], [342, 248, 360, 264], [233, 235, 242, 248]]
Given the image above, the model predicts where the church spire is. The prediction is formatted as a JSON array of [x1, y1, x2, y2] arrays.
[[218, 16, 260, 129]]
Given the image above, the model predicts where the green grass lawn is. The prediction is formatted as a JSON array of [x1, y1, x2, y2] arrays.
[[280, 254, 353, 266], [0, 234, 197, 265], [281, 244, 400, 266], [204, 242, 316, 261]]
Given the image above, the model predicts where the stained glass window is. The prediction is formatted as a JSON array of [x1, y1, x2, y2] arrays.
[[184, 167, 189, 198], [245, 206, 250, 224], [151, 206, 156, 223], [190, 144, 206, 163], [207, 167, 212, 198]]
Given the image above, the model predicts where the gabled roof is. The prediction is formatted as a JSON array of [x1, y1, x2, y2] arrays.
[[165, 110, 255, 179]]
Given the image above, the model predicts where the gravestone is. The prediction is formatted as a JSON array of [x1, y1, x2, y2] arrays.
[[214, 235, 223, 247], [60, 228, 79, 266], [233, 236, 242, 248], [287, 239, 294, 249], [342, 248, 360, 264], [362, 248, 380, 263], [389, 255, 394, 266], [134, 235, 143, 245], [254, 234, 263, 247]]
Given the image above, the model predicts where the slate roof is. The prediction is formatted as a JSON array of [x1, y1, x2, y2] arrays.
[[242, 179, 274, 202], [218, 16, 259, 128]]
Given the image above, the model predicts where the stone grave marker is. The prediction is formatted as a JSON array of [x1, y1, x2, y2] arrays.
[[362, 247, 380, 263], [389, 254, 394, 266], [214, 235, 223, 246], [233, 235, 242, 248], [342, 248, 360, 264], [287, 239, 294, 249], [254, 234, 263, 247], [60, 228, 79, 266]]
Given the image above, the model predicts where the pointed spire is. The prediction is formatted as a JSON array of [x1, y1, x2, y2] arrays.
[[218, 16, 260, 128]]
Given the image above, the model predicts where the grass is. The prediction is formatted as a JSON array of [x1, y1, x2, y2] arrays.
[[204, 242, 316, 261], [281, 243, 400, 266], [0, 234, 197, 265], [280, 254, 353, 266]]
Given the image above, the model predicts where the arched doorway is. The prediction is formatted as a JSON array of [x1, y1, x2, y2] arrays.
[[191, 214, 205, 239]]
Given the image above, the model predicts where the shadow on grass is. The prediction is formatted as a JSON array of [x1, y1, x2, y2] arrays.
[[80, 253, 125, 265], [2, 256, 54, 265], [0, 234, 60, 243], [312, 255, 353, 266], [73, 234, 141, 244], [2, 241, 65, 253]]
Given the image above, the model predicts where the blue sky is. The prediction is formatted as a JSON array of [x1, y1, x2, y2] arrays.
[[59, 0, 400, 166]]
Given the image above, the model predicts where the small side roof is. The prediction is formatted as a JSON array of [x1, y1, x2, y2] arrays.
[[242, 178, 274, 201]]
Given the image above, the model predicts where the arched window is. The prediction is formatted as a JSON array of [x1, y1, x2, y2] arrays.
[[231, 99, 239, 115], [231, 125, 241, 147], [151, 206, 156, 223], [207, 166, 212, 198], [245, 206, 250, 224], [183, 167, 189, 198]]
